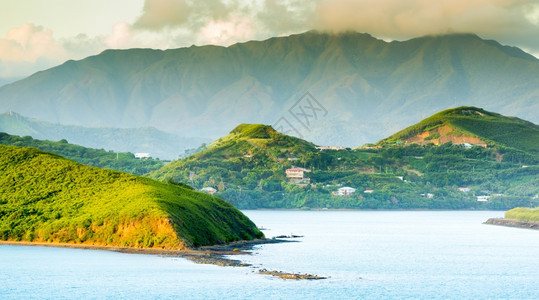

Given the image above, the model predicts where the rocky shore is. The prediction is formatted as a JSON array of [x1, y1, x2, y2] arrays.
[[258, 268, 327, 280], [484, 218, 539, 230]]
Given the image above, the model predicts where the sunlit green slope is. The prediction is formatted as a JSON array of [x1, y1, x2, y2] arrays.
[[380, 106, 539, 154], [0, 145, 262, 249]]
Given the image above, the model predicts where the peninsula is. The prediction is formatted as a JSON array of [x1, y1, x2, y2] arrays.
[[0, 144, 263, 250]]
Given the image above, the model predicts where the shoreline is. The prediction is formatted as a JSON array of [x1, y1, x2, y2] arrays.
[[484, 218, 539, 230], [0, 238, 289, 264], [0, 237, 326, 279], [243, 208, 507, 212]]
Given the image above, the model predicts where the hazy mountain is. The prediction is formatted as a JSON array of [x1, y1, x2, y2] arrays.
[[0, 31, 537, 146], [0, 77, 22, 88], [0, 111, 210, 159]]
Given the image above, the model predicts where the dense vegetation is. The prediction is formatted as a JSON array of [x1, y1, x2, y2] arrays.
[[150, 110, 539, 210], [0, 132, 164, 175], [505, 207, 539, 222], [0, 145, 263, 249]]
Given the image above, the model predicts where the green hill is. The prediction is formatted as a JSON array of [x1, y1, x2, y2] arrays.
[[380, 106, 539, 154], [0, 145, 263, 249], [0, 32, 537, 147], [149, 108, 538, 210], [150, 124, 323, 207], [0, 132, 164, 175], [194, 123, 316, 160], [0, 111, 210, 160]]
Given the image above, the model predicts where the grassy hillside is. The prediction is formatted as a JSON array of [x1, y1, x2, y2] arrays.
[[0, 145, 262, 249], [0, 111, 210, 160], [150, 124, 324, 208], [381, 106, 539, 154], [505, 207, 539, 222], [0, 32, 537, 147], [0, 132, 164, 175]]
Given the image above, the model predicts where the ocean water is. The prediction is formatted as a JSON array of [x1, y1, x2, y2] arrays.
[[1, 211, 538, 299]]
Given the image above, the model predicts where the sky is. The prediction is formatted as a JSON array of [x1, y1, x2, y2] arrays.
[[1, 0, 538, 79]]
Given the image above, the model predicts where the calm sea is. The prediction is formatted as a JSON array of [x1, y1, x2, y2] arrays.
[[1, 211, 538, 299]]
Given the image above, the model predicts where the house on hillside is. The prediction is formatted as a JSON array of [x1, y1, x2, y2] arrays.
[[458, 187, 471, 193], [285, 167, 311, 185], [363, 189, 374, 194], [476, 195, 490, 202], [333, 187, 356, 196], [286, 167, 310, 179], [316, 146, 345, 151]]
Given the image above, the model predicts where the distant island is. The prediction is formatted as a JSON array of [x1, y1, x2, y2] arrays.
[[0, 144, 263, 250], [150, 107, 539, 210]]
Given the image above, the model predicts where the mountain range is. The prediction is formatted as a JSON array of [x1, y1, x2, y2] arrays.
[[0, 31, 537, 146], [0, 111, 209, 159]]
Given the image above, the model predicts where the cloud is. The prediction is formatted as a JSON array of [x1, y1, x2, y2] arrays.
[[134, 0, 192, 30], [257, 0, 316, 34], [106, 22, 135, 48], [132, 0, 257, 46], [200, 15, 255, 45], [0, 23, 66, 63], [129, 0, 539, 56], [313, 0, 539, 49]]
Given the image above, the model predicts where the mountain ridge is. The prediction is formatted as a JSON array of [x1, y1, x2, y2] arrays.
[[0, 31, 537, 146], [0, 111, 210, 159]]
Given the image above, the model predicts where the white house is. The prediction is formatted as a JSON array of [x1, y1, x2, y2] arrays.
[[135, 153, 151, 159], [316, 146, 345, 151], [363, 189, 374, 194], [476, 195, 490, 202], [458, 187, 471, 193], [333, 187, 357, 196]]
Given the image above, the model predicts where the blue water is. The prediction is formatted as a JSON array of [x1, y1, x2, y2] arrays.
[[1, 211, 538, 299]]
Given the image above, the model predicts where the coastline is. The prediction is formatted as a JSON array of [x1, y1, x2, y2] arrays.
[[0, 237, 327, 280], [484, 218, 539, 230], [0, 238, 289, 266]]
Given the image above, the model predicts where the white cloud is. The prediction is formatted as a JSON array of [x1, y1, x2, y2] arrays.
[[0, 23, 65, 63], [106, 22, 135, 49], [199, 15, 255, 45]]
